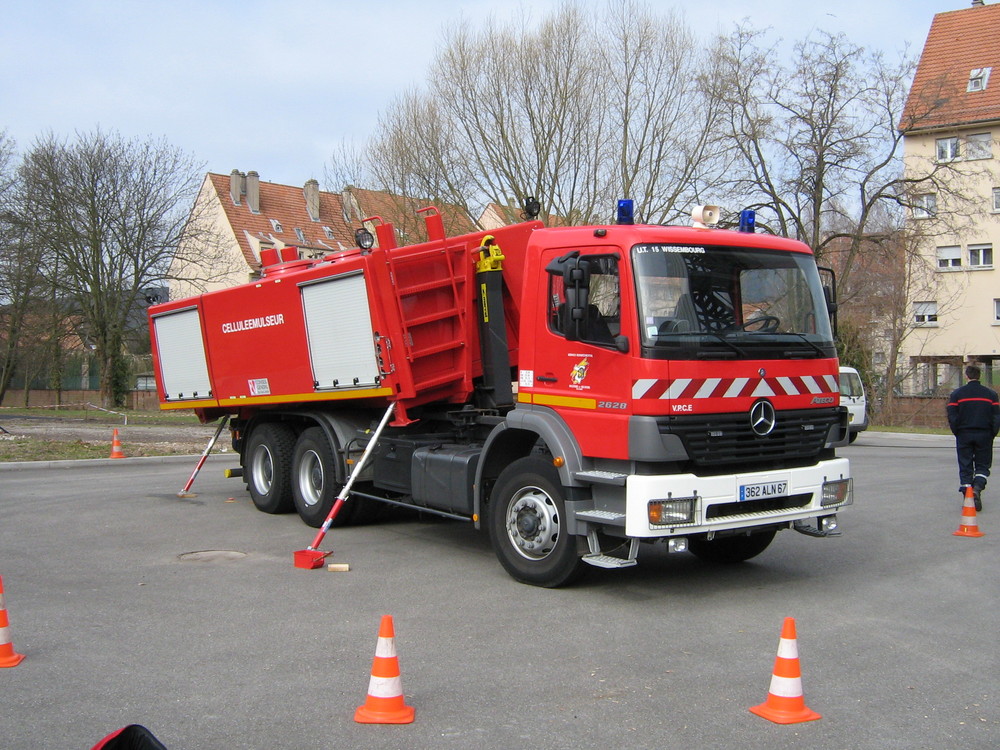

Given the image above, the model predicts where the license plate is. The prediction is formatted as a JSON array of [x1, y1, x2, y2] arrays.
[[739, 481, 788, 501]]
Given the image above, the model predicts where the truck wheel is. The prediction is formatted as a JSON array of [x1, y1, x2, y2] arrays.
[[488, 456, 583, 587], [291, 427, 363, 528], [245, 423, 295, 513], [292, 427, 340, 527], [687, 528, 777, 564]]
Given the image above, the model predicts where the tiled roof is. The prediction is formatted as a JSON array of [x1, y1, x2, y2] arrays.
[[901, 2, 1000, 132], [206, 174, 476, 272], [208, 173, 354, 271]]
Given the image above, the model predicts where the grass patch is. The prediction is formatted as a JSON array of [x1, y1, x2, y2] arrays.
[[0, 407, 203, 426], [0, 435, 191, 462]]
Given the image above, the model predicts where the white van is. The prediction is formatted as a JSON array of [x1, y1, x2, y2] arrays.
[[839, 366, 868, 443]]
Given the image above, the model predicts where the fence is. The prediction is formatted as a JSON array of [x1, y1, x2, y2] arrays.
[[0, 389, 162, 411]]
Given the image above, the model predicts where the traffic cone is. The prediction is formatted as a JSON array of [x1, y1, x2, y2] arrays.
[[953, 486, 984, 538], [109, 429, 125, 459], [0, 576, 25, 668], [749, 617, 820, 724], [354, 615, 415, 724]]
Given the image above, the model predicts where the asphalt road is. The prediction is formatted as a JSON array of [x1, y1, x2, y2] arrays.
[[0, 433, 997, 749]]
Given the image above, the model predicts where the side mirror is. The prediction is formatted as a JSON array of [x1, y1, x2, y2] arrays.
[[817, 265, 838, 335], [563, 257, 591, 342]]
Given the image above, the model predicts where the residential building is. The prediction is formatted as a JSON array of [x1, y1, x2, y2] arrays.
[[899, 0, 1000, 394], [169, 171, 475, 300]]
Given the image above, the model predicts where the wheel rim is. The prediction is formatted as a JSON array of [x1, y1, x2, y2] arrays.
[[296, 449, 324, 508], [251, 444, 275, 494], [505, 485, 560, 560]]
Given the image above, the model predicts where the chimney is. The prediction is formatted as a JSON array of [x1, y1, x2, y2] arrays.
[[229, 169, 244, 205], [246, 170, 260, 213], [972, 0, 984, 6], [304, 179, 320, 221]]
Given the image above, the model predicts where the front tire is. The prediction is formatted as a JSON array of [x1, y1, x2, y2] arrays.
[[687, 528, 777, 563], [487, 456, 583, 587], [245, 423, 296, 513]]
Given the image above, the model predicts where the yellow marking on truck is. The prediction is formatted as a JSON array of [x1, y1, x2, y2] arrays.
[[528, 393, 597, 410], [217, 387, 394, 407], [159, 399, 218, 410]]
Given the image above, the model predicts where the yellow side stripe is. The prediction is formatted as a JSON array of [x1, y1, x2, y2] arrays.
[[521, 392, 597, 410]]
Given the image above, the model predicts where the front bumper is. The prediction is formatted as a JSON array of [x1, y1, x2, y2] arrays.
[[623, 458, 851, 538]]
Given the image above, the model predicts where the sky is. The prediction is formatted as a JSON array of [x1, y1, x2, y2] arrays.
[[0, 0, 978, 189]]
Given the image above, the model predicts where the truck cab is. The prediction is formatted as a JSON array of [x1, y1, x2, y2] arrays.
[[482, 218, 852, 585]]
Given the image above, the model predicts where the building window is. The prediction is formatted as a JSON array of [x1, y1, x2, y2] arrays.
[[913, 193, 937, 218], [994, 299, 1000, 323], [969, 243, 993, 268], [968, 67, 992, 92], [936, 137, 960, 162], [993, 188, 1000, 212], [967, 133, 993, 160], [914, 301, 938, 326], [936, 245, 962, 269], [269, 219, 283, 233], [294, 227, 306, 243]]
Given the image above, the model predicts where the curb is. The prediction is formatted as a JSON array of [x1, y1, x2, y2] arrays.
[[0, 453, 234, 472]]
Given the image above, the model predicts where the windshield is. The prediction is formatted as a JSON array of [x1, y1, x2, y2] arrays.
[[840, 372, 864, 398], [632, 243, 835, 359]]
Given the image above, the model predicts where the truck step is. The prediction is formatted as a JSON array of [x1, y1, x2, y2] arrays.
[[582, 553, 638, 569], [574, 470, 628, 486], [575, 509, 626, 526]]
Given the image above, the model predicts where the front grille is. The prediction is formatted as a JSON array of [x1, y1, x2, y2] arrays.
[[661, 408, 840, 469], [705, 492, 812, 519]]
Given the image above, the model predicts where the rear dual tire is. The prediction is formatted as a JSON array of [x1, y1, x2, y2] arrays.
[[245, 423, 296, 513], [291, 426, 375, 528], [246, 423, 374, 527]]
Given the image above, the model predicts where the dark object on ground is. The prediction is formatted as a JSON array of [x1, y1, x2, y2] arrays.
[[91, 724, 167, 750]]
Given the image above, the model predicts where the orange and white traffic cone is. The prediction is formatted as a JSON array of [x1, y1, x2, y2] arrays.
[[0, 576, 25, 668], [749, 617, 820, 724], [354, 615, 415, 724], [109, 429, 125, 459], [954, 486, 984, 538]]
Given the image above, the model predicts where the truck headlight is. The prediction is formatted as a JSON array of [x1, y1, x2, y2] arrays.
[[821, 478, 852, 507], [649, 497, 696, 526]]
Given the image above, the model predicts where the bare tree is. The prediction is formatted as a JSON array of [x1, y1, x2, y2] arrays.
[[18, 129, 205, 407], [331, 1, 726, 227]]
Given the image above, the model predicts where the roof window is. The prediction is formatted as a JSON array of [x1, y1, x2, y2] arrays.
[[269, 219, 283, 233], [294, 227, 306, 243], [322, 226, 336, 240], [968, 67, 992, 92]]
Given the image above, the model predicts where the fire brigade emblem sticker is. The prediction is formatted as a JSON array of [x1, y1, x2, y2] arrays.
[[749, 399, 776, 436]]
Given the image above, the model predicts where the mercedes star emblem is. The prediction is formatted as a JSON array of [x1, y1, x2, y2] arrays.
[[750, 399, 776, 436]]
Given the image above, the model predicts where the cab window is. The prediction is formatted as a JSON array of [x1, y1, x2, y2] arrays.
[[547, 255, 621, 347]]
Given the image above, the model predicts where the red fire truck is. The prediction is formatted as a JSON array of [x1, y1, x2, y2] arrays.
[[149, 202, 852, 586]]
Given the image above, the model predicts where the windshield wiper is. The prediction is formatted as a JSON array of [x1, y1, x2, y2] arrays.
[[781, 332, 827, 358], [664, 330, 747, 358]]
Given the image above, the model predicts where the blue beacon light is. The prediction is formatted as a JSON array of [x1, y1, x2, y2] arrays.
[[616, 199, 635, 225]]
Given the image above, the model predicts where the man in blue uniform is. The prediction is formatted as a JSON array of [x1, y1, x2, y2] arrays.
[[946, 364, 1000, 511]]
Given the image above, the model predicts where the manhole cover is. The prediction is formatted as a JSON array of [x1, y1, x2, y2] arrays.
[[177, 550, 248, 563]]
